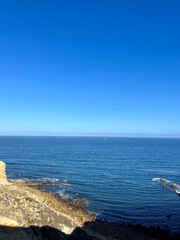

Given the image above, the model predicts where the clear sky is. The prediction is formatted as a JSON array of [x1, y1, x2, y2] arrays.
[[0, 0, 179, 137]]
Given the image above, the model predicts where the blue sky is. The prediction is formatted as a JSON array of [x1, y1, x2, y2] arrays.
[[0, 0, 180, 137]]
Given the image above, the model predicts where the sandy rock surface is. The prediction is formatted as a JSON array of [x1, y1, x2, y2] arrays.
[[0, 180, 93, 239], [0, 161, 7, 183]]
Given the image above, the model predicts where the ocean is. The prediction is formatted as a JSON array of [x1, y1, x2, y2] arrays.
[[0, 136, 180, 232]]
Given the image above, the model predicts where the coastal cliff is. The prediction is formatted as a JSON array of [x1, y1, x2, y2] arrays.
[[0, 161, 179, 240]]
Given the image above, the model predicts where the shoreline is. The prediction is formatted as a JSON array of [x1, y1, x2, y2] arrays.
[[0, 161, 179, 239], [0, 179, 180, 239], [9, 179, 96, 226]]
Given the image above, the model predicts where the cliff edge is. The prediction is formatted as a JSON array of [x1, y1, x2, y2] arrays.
[[0, 161, 179, 240]]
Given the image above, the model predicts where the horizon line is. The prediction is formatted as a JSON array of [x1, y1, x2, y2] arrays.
[[0, 131, 180, 139]]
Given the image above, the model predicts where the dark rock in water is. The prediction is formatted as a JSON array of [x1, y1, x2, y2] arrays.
[[153, 177, 180, 197]]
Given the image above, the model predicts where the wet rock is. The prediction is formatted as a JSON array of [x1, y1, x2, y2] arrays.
[[171, 183, 179, 189]]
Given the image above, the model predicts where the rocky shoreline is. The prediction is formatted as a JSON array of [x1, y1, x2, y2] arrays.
[[0, 161, 180, 240]]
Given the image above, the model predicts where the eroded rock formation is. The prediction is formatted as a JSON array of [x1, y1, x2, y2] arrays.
[[0, 161, 7, 183]]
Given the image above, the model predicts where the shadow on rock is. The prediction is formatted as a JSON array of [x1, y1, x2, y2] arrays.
[[70, 220, 180, 240], [1, 221, 180, 240], [0, 225, 68, 240]]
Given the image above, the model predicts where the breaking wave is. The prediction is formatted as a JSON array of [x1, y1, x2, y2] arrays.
[[152, 178, 180, 196]]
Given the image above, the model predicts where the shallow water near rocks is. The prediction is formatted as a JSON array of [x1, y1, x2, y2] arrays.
[[0, 136, 180, 232]]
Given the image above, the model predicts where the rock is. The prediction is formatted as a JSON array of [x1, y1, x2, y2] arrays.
[[171, 183, 179, 189], [0, 161, 7, 183], [0, 217, 19, 226], [13, 203, 18, 209]]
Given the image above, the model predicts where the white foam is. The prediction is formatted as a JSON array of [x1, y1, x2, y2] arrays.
[[152, 178, 170, 183], [175, 189, 180, 195], [56, 189, 70, 199], [40, 178, 59, 183]]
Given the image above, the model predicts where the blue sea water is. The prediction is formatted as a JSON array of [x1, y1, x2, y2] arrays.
[[0, 136, 180, 231]]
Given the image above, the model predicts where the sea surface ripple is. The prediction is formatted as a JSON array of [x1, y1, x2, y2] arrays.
[[0, 136, 180, 231]]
